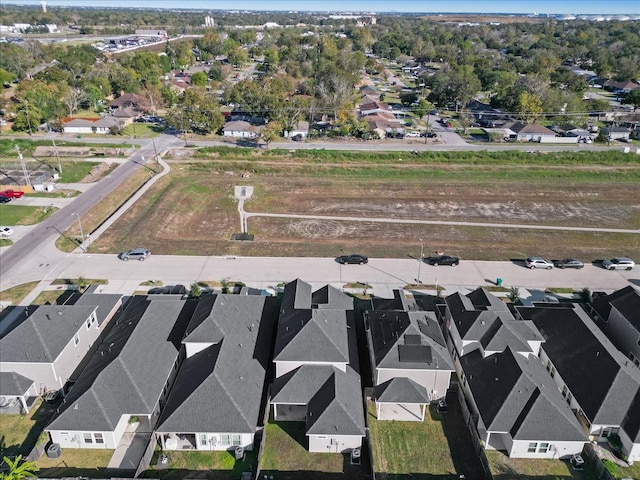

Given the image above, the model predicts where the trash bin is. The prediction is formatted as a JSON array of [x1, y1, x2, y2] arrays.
[[46, 443, 61, 459], [496, 278, 503, 287]]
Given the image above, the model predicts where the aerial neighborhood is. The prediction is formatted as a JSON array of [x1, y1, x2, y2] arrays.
[[1, 2, 640, 480]]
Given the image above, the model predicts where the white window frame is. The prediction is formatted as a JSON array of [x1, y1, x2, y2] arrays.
[[200, 434, 207, 445], [527, 442, 537, 453], [94, 433, 104, 444], [232, 434, 241, 446], [73, 333, 80, 346], [221, 434, 230, 446], [538, 443, 549, 454], [83, 432, 93, 444]]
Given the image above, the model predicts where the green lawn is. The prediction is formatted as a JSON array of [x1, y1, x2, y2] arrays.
[[145, 449, 257, 480], [57, 160, 99, 183], [368, 400, 464, 479], [0, 281, 40, 305], [486, 450, 591, 479], [260, 421, 364, 480], [0, 399, 56, 460], [0, 204, 56, 225]]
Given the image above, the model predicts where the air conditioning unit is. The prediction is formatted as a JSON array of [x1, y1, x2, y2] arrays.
[[234, 446, 244, 460], [350, 447, 361, 465]]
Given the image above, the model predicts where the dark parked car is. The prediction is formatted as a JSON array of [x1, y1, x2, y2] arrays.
[[336, 254, 369, 265], [425, 255, 459, 266], [554, 258, 584, 269], [148, 284, 187, 295], [0, 195, 11, 203]]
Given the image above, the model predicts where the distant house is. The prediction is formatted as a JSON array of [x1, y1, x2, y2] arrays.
[[108, 93, 150, 112], [0, 291, 122, 397], [591, 286, 640, 368], [442, 289, 588, 459], [223, 120, 257, 138], [284, 120, 309, 139], [156, 294, 277, 452], [359, 100, 393, 116], [364, 111, 404, 138], [602, 125, 631, 140], [62, 116, 125, 135], [365, 290, 454, 421], [46, 296, 188, 450], [604, 80, 640, 94], [550, 124, 593, 139], [270, 280, 366, 454], [504, 122, 558, 142]]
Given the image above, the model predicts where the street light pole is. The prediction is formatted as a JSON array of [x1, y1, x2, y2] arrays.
[[417, 238, 424, 284], [72, 212, 84, 245]]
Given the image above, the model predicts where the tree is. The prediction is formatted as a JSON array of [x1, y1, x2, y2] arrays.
[[190, 71, 208, 87], [622, 89, 640, 110], [0, 454, 39, 480], [413, 98, 430, 119], [258, 121, 282, 148], [189, 282, 202, 298], [63, 88, 86, 116], [400, 91, 418, 106], [508, 287, 521, 304], [517, 91, 544, 123]]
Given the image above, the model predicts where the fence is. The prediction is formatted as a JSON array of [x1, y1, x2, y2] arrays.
[[254, 389, 272, 480], [582, 443, 616, 480], [134, 432, 157, 478], [453, 382, 493, 480]]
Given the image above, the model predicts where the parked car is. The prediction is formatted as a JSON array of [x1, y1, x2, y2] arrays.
[[420, 131, 437, 138], [336, 254, 368, 265], [0, 189, 24, 198], [554, 258, 584, 269], [148, 284, 186, 295], [118, 248, 151, 261], [0, 195, 11, 203], [525, 257, 553, 269], [602, 257, 635, 271], [425, 255, 459, 266], [0, 226, 14, 237], [291, 134, 303, 142], [405, 131, 421, 138]]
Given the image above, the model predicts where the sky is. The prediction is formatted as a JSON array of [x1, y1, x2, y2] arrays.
[[7, 0, 640, 15]]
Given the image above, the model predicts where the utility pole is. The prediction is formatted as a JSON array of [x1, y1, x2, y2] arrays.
[[152, 139, 160, 165], [51, 132, 61, 173], [417, 238, 424, 285], [15, 145, 32, 188], [72, 212, 85, 246], [24, 100, 33, 136]]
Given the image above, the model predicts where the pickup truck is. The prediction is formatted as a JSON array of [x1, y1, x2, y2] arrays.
[[0, 189, 24, 198]]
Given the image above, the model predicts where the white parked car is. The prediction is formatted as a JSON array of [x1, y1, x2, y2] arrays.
[[602, 257, 635, 271], [404, 131, 421, 138], [0, 226, 13, 237], [525, 257, 554, 269]]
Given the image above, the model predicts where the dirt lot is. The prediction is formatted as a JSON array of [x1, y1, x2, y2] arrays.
[[89, 153, 640, 261]]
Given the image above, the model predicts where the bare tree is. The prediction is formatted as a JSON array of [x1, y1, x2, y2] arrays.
[[63, 88, 86, 116]]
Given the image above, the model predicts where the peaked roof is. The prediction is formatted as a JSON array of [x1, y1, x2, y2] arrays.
[[274, 279, 352, 363], [157, 294, 277, 433], [507, 122, 557, 135], [62, 291, 122, 327], [518, 304, 640, 425], [366, 310, 453, 371], [461, 348, 586, 442], [271, 364, 365, 436], [592, 285, 640, 331], [47, 296, 194, 432], [223, 120, 254, 132], [0, 305, 98, 363], [374, 377, 429, 404], [0, 371, 34, 396]]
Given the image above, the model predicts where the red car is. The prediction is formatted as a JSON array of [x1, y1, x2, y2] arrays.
[[0, 189, 24, 198]]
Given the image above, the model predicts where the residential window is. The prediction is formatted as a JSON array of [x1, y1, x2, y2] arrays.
[[548, 366, 556, 378], [538, 443, 549, 454], [232, 434, 241, 446], [561, 385, 569, 398], [566, 392, 573, 405], [83, 433, 93, 444], [527, 442, 537, 453], [631, 352, 637, 364], [221, 434, 230, 446], [200, 434, 207, 445], [94, 433, 104, 444], [637, 338, 640, 348], [73, 334, 80, 346], [86, 319, 91, 329]]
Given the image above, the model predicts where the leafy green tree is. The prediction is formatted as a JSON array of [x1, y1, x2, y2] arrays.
[[622, 89, 640, 110], [517, 91, 544, 123], [414, 99, 431, 119], [0, 454, 39, 480], [189, 282, 202, 298], [191, 71, 208, 87], [400, 91, 418, 106], [208, 63, 223, 82], [0, 68, 16, 84]]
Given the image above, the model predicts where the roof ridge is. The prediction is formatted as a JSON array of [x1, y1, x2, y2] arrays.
[[214, 369, 253, 430], [117, 356, 151, 412], [90, 388, 115, 429], [30, 314, 53, 360]]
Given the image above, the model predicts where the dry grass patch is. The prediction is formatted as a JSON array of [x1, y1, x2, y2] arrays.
[[0, 281, 40, 305], [485, 450, 588, 479]]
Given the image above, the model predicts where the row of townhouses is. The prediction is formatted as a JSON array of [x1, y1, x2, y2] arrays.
[[0, 281, 639, 468]]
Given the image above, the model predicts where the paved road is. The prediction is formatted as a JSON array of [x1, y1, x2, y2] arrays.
[[0, 135, 182, 279]]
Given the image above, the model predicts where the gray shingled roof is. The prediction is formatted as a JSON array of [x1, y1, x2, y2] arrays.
[[461, 348, 586, 442], [375, 378, 429, 404], [47, 297, 189, 432], [0, 371, 34, 396], [520, 304, 640, 426], [157, 295, 277, 434], [0, 305, 97, 363], [271, 365, 365, 436], [65, 291, 122, 326], [367, 310, 453, 371], [274, 309, 350, 364], [593, 285, 640, 331]]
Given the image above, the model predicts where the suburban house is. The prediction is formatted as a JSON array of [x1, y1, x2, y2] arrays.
[[549, 124, 594, 140], [0, 372, 38, 414], [602, 125, 631, 141], [62, 116, 125, 135], [442, 289, 588, 459], [364, 290, 454, 421], [359, 99, 393, 117], [591, 286, 640, 368], [222, 120, 257, 138], [46, 295, 194, 450], [270, 280, 366, 454], [0, 291, 122, 397], [604, 80, 640, 94], [283, 120, 310, 139], [108, 93, 150, 112], [503, 122, 559, 142], [363, 111, 405, 138], [155, 294, 277, 452], [514, 302, 640, 463]]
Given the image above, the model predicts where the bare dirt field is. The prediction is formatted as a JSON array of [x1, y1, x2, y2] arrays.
[[89, 151, 640, 261]]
